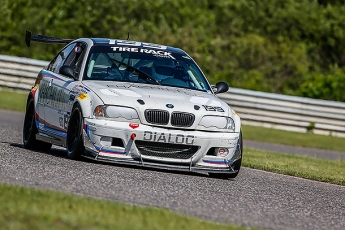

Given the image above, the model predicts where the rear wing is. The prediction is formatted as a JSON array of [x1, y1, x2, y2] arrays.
[[25, 30, 74, 47]]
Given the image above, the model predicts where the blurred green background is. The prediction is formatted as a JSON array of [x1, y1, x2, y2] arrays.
[[2, 0, 345, 101]]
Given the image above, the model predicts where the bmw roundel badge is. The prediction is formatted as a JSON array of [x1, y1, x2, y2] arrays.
[[166, 104, 174, 109]]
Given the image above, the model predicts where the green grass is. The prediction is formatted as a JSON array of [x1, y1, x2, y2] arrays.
[[243, 148, 345, 185], [0, 89, 27, 112], [242, 125, 345, 152], [0, 183, 247, 230], [0, 150, 344, 230]]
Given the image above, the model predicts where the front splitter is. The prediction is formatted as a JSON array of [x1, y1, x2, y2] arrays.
[[82, 151, 238, 175]]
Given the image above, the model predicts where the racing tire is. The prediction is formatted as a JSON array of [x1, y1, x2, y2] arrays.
[[66, 104, 84, 160], [23, 97, 52, 151], [209, 131, 243, 179]]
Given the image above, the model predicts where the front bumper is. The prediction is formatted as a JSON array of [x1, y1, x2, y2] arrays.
[[82, 118, 242, 174]]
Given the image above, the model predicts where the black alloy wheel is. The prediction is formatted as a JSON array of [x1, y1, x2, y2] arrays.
[[23, 97, 52, 151], [66, 104, 84, 159]]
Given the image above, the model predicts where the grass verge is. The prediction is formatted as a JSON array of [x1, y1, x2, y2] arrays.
[[242, 125, 345, 152], [243, 148, 345, 185], [0, 89, 27, 112], [0, 183, 246, 230]]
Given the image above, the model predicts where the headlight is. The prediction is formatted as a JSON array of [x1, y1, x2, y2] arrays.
[[94, 105, 140, 122], [197, 116, 235, 131]]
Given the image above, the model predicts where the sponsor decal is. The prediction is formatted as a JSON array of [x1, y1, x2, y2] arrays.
[[63, 114, 69, 129], [78, 93, 88, 100], [72, 84, 90, 94], [111, 46, 175, 59], [109, 40, 168, 50], [59, 117, 63, 127], [109, 88, 142, 97], [203, 105, 224, 112], [38, 81, 69, 111], [129, 123, 139, 129], [58, 115, 69, 129], [143, 131, 195, 145]]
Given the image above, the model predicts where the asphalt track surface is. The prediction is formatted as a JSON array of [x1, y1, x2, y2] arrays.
[[0, 109, 344, 230]]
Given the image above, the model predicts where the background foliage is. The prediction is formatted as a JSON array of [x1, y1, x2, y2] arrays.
[[1, 0, 345, 101]]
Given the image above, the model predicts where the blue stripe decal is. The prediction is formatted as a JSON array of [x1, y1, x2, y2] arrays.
[[203, 159, 231, 164], [37, 119, 67, 137], [94, 145, 126, 155]]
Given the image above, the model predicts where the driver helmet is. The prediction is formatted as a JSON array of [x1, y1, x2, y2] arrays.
[[151, 59, 175, 80]]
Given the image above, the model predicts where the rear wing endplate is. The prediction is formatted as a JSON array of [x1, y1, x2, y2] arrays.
[[25, 30, 74, 47]]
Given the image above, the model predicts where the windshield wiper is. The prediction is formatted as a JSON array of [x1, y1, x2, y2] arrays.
[[127, 65, 161, 85], [109, 58, 161, 85]]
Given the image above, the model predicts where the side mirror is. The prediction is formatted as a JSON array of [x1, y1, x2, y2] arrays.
[[59, 65, 78, 80], [214, 82, 229, 94]]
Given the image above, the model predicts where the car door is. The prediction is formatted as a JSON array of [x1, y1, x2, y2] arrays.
[[43, 43, 81, 143], [35, 44, 75, 140]]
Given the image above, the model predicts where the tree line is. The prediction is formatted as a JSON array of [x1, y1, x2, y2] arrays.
[[1, 0, 345, 101]]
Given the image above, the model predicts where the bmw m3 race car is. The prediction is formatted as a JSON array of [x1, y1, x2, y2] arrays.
[[23, 31, 242, 178]]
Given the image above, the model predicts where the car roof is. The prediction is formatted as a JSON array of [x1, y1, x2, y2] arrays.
[[88, 38, 186, 54]]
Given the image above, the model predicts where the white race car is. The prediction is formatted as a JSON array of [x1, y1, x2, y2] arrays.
[[23, 31, 242, 178]]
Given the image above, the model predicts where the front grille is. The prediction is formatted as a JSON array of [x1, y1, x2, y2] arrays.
[[135, 140, 199, 159], [145, 110, 169, 125], [171, 112, 195, 127], [145, 110, 195, 127]]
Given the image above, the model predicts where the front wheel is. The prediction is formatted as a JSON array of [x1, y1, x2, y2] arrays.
[[209, 131, 243, 179], [23, 97, 52, 151], [66, 104, 84, 159]]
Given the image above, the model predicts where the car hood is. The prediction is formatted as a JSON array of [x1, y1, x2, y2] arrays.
[[82, 81, 233, 127]]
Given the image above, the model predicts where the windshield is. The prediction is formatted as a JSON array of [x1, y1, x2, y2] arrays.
[[83, 45, 211, 92]]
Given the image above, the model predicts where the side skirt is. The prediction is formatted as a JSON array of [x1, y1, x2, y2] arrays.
[[36, 131, 66, 147]]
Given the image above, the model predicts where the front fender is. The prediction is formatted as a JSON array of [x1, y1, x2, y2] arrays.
[[233, 109, 241, 133], [73, 90, 103, 119]]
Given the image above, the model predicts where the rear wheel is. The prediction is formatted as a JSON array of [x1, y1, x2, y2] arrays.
[[23, 97, 52, 151], [209, 131, 243, 179], [66, 104, 84, 159]]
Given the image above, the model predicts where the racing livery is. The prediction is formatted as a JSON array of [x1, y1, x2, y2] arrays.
[[23, 31, 242, 178]]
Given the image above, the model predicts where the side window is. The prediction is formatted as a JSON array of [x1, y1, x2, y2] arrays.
[[73, 46, 87, 77], [65, 43, 86, 67], [47, 43, 76, 73], [63, 43, 87, 78]]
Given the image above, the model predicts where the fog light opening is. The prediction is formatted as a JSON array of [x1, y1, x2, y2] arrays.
[[215, 147, 229, 157]]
